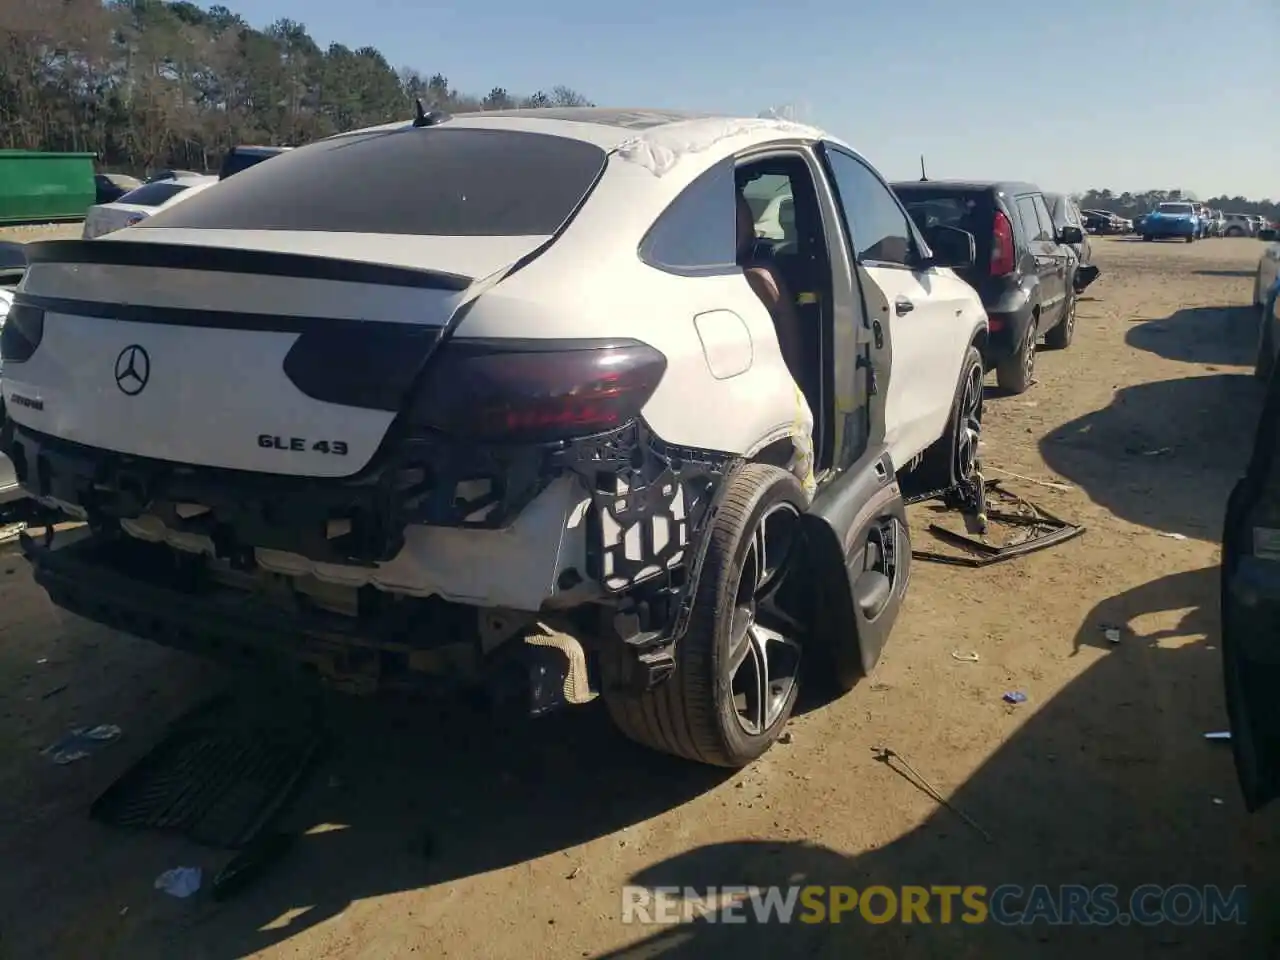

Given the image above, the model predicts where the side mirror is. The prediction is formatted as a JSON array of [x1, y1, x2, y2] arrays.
[[1057, 225, 1084, 245], [1261, 228, 1277, 242], [924, 224, 975, 269]]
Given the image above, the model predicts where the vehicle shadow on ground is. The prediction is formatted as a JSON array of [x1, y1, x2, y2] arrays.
[[120, 690, 732, 957], [1125, 305, 1258, 368], [592, 566, 1280, 959], [1040, 372, 1260, 540]]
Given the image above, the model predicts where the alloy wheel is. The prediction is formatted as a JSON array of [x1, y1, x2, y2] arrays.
[[956, 359, 983, 481], [1022, 322, 1037, 385], [727, 502, 802, 736]]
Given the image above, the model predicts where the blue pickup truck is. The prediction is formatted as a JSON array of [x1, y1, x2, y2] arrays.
[[1141, 201, 1200, 242]]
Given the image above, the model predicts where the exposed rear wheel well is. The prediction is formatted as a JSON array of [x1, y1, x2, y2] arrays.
[[970, 327, 988, 357], [750, 437, 797, 469]]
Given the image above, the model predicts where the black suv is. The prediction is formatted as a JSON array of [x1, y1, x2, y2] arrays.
[[890, 180, 1082, 394]]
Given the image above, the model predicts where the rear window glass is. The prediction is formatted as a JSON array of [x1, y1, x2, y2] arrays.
[[1158, 203, 1193, 215], [219, 150, 283, 179], [893, 189, 988, 237], [116, 182, 189, 207], [144, 127, 608, 237]]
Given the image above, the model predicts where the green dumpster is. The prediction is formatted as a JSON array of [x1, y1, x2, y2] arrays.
[[0, 150, 96, 225]]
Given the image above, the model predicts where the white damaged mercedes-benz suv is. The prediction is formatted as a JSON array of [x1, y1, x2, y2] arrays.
[[1, 107, 988, 766]]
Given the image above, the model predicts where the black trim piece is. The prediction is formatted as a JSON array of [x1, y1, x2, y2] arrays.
[[24, 239, 473, 291], [0, 302, 45, 362], [283, 324, 445, 411], [16, 293, 434, 337]]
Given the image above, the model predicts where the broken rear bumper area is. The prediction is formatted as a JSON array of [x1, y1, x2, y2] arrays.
[[22, 530, 377, 682], [20, 530, 591, 703], [4, 416, 737, 693], [1, 418, 727, 593]]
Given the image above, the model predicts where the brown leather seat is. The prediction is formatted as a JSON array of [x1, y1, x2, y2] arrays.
[[737, 194, 804, 381]]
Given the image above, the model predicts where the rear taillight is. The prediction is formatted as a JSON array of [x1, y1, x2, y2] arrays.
[[0, 302, 45, 362], [991, 210, 1016, 277], [410, 338, 667, 444]]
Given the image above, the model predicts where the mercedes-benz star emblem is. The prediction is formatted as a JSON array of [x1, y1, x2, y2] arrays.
[[114, 344, 150, 396]]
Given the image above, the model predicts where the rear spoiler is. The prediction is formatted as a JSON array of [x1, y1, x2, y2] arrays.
[[20, 238, 471, 292]]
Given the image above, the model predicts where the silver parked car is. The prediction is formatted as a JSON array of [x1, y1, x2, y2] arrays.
[[0, 241, 27, 508]]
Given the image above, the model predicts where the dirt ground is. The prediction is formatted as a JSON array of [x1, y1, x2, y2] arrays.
[[0, 233, 1277, 959]]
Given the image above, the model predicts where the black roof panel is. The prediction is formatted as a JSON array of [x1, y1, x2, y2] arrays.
[[891, 179, 1044, 197]]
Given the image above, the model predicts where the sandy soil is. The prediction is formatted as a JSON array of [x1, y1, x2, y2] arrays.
[[0, 222, 84, 243], [0, 236, 1277, 959]]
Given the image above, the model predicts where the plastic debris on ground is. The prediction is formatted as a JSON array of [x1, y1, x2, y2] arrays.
[[951, 651, 981, 663], [1158, 532, 1188, 541], [155, 866, 202, 898], [911, 479, 1085, 568], [42, 724, 122, 765], [1204, 731, 1231, 742], [1102, 626, 1122, 644], [1002, 691, 1028, 705]]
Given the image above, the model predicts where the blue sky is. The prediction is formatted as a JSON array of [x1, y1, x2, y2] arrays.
[[223, 0, 1277, 200]]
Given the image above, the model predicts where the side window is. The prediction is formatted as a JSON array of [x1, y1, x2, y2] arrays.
[[1016, 196, 1048, 242], [1031, 195, 1057, 239], [823, 149, 915, 267], [741, 174, 795, 245], [638, 158, 739, 274]]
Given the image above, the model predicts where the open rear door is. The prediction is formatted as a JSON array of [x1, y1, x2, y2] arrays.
[[1221, 370, 1280, 812], [801, 444, 911, 690]]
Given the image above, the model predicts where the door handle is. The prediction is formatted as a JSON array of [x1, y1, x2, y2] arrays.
[[894, 297, 914, 316]]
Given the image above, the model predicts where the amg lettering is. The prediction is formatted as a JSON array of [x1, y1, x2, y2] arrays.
[[9, 394, 44, 411], [257, 434, 349, 455]]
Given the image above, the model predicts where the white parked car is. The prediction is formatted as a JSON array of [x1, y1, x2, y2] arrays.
[[0, 253, 24, 507], [81, 175, 217, 240], [1, 108, 988, 766], [1253, 225, 1280, 379]]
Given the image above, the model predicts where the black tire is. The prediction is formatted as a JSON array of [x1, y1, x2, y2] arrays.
[[995, 314, 1037, 394], [1142, 235, 1153, 242], [604, 463, 806, 767], [1043, 295, 1076, 350], [1185, 235, 1195, 244], [1256, 307, 1275, 382], [902, 345, 984, 494]]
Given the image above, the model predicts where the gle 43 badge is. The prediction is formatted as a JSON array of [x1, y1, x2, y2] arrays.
[[258, 435, 349, 455]]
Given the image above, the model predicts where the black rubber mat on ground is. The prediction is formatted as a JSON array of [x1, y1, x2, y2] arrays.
[[89, 695, 327, 849]]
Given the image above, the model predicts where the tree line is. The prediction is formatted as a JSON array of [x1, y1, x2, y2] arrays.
[[1074, 188, 1277, 222], [0, 0, 593, 176]]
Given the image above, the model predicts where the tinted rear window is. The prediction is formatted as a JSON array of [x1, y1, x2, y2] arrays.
[[219, 150, 283, 179], [116, 182, 189, 207], [893, 187, 990, 237], [145, 127, 609, 237]]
